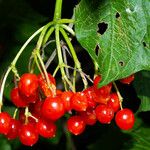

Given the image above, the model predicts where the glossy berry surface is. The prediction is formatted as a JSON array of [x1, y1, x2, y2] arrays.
[[115, 108, 135, 130], [67, 116, 86, 135], [10, 87, 28, 107], [107, 93, 120, 112], [42, 96, 65, 120], [71, 92, 88, 111], [38, 73, 56, 97], [80, 109, 97, 125], [6, 119, 21, 140], [18, 73, 38, 97], [61, 91, 73, 111], [36, 119, 56, 138], [120, 74, 135, 84], [19, 123, 39, 146], [95, 105, 114, 124], [0, 112, 11, 135]]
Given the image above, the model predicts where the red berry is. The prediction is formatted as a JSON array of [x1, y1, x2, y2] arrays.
[[79, 109, 97, 125], [36, 119, 56, 138], [18, 73, 38, 97], [61, 91, 73, 111], [115, 108, 135, 130], [0, 112, 11, 135], [6, 119, 21, 140], [19, 123, 39, 146], [41, 96, 65, 120], [93, 75, 102, 86], [95, 105, 114, 124], [83, 87, 97, 108], [71, 92, 88, 111], [38, 73, 56, 97], [10, 87, 28, 107], [120, 74, 135, 84], [67, 116, 86, 135], [107, 93, 120, 112], [56, 89, 63, 96]]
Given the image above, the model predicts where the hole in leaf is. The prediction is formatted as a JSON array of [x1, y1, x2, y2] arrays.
[[115, 12, 120, 18], [95, 44, 100, 56], [143, 42, 147, 47], [119, 61, 124, 67], [97, 22, 108, 35]]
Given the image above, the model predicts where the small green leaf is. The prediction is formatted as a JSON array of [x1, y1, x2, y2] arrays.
[[75, 0, 150, 86], [134, 71, 150, 112]]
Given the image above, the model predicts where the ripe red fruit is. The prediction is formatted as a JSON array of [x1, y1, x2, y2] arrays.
[[120, 74, 135, 84], [67, 116, 86, 135], [115, 108, 135, 130], [83, 87, 97, 108], [41, 96, 65, 120], [36, 119, 56, 138], [0, 112, 11, 135], [79, 109, 97, 125], [71, 92, 88, 111], [6, 119, 21, 140], [107, 93, 120, 112], [95, 105, 114, 124], [61, 91, 73, 111], [19, 123, 39, 146], [10, 87, 28, 107], [93, 75, 102, 86], [18, 73, 38, 97], [38, 73, 56, 97]]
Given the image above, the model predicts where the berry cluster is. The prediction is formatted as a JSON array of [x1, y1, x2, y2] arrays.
[[0, 73, 135, 146]]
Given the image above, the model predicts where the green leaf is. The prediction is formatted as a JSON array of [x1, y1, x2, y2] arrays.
[[75, 0, 150, 86], [0, 135, 11, 150], [134, 71, 150, 112]]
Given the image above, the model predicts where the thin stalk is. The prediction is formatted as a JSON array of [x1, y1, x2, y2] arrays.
[[61, 24, 75, 36], [25, 107, 29, 124], [42, 27, 55, 45], [13, 108, 18, 119], [12, 26, 44, 66], [58, 19, 75, 24], [53, 0, 63, 20], [0, 67, 11, 111], [55, 25, 73, 90], [60, 27, 88, 89], [113, 82, 123, 110]]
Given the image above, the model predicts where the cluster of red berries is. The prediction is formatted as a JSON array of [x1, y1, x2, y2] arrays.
[[0, 73, 135, 146]]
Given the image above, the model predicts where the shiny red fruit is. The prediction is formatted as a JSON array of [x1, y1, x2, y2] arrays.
[[71, 92, 88, 111], [95, 105, 114, 124], [120, 74, 135, 84], [10, 87, 28, 107], [36, 119, 56, 138], [67, 116, 86, 135], [0, 112, 11, 135], [107, 93, 120, 112], [6, 119, 21, 140], [61, 91, 73, 111], [93, 75, 102, 86], [83, 87, 97, 108], [18, 73, 38, 97], [19, 123, 39, 146], [79, 109, 97, 125], [38, 73, 56, 97], [115, 108, 135, 130], [41, 96, 65, 120]]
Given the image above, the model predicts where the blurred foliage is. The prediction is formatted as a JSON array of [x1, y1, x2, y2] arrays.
[[0, 0, 150, 150]]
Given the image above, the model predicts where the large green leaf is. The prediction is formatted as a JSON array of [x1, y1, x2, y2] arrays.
[[75, 0, 150, 86], [134, 71, 150, 112]]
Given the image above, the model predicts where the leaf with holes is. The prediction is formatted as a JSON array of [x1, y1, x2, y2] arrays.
[[75, 0, 150, 86], [133, 71, 150, 112]]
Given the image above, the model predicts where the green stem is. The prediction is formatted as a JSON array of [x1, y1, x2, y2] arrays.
[[13, 108, 18, 119], [53, 0, 63, 20], [0, 67, 11, 111], [58, 19, 75, 24], [113, 82, 123, 110], [60, 27, 88, 89], [42, 27, 55, 45], [55, 25, 73, 90], [61, 24, 75, 36]]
